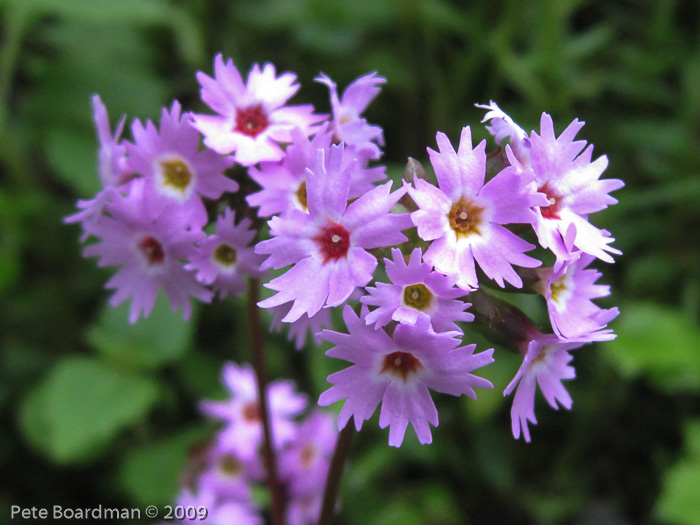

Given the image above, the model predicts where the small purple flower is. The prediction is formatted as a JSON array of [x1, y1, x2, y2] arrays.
[[361, 247, 473, 332], [408, 127, 548, 290], [92, 94, 133, 188], [477, 100, 531, 169], [196, 443, 252, 502], [127, 100, 238, 228], [185, 209, 265, 299], [174, 488, 262, 525], [280, 410, 337, 498], [481, 104, 624, 264], [504, 332, 585, 442], [316, 72, 386, 159], [191, 54, 324, 165], [256, 144, 412, 323], [200, 362, 308, 461], [82, 179, 212, 322], [318, 305, 494, 447], [246, 125, 385, 218], [537, 253, 619, 341]]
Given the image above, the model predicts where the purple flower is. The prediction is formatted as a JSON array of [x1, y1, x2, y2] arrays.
[[318, 305, 494, 447], [246, 124, 385, 217], [196, 443, 252, 502], [477, 100, 532, 169], [360, 247, 473, 332], [256, 144, 412, 323], [316, 72, 386, 159], [64, 96, 134, 238], [537, 253, 619, 341], [408, 127, 548, 289], [200, 362, 308, 461], [280, 410, 337, 498], [92, 94, 133, 188], [481, 104, 624, 264], [185, 209, 265, 299], [126, 100, 238, 228], [504, 332, 585, 442], [191, 54, 324, 165], [82, 179, 212, 322]]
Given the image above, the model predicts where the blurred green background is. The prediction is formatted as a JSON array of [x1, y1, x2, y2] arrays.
[[1, 0, 700, 523]]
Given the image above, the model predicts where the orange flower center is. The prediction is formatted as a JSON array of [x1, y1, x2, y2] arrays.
[[448, 197, 484, 238]]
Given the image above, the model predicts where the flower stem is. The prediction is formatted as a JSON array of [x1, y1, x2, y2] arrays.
[[317, 418, 355, 525], [247, 278, 284, 525]]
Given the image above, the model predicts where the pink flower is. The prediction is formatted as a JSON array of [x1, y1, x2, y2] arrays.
[[127, 100, 238, 228], [82, 179, 212, 322], [316, 71, 386, 159], [504, 332, 584, 442], [191, 55, 324, 165], [246, 124, 385, 217], [268, 303, 333, 351], [256, 144, 412, 323], [185, 209, 265, 299], [200, 362, 307, 461], [280, 410, 337, 498], [319, 306, 494, 447], [408, 127, 548, 289], [537, 253, 619, 340], [360, 247, 473, 332]]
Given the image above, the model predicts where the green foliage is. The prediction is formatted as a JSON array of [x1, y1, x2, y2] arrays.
[[87, 292, 196, 371], [655, 420, 700, 525], [19, 357, 159, 463]]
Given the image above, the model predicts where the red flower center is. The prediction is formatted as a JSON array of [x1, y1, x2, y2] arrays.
[[235, 104, 269, 137], [314, 222, 350, 263], [538, 182, 562, 220], [241, 401, 260, 423], [137, 236, 165, 266], [380, 351, 424, 382]]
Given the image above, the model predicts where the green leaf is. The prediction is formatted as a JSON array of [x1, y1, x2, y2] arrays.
[[655, 419, 700, 525], [18, 357, 159, 463], [119, 426, 211, 507], [604, 302, 700, 393], [86, 291, 196, 370]]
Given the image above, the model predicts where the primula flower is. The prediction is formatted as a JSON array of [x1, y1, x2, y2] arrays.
[[246, 124, 385, 217], [256, 144, 412, 323], [316, 71, 386, 159], [361, 247, 473, 332], [82, 179, 212, 322], [408, 127, 548, 290], [537, 253, 619, 340], [481, 104, 624, 263], [92, 94, 133, 188], [476, 100, 531, 169], [64, 96, 134, 239], [504, 332, 586, 442], [191, 54, 324, 165], [196, 443, 252, 501], [127, 100, 238, 228], [200, 362, 308, 460], [319, 305, 494, 447], [280, 410, 337, 498], [186, 209, 265, 299]]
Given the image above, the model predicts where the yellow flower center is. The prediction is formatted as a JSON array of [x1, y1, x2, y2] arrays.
[[159, 158, 192, 192], [448, 197, 484, 238], [402, 283, 433, 311]]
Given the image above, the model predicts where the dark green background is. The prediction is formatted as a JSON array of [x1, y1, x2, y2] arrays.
[[1, 0, 700, 523]]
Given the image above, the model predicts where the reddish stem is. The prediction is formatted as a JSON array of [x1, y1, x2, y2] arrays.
[[247, 278, 285, 525], [317, 418, 355, 525]]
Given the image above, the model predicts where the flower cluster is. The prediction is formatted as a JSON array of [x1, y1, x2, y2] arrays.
[[68, 55, 623, 453], [163, 363, 337, 525]]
